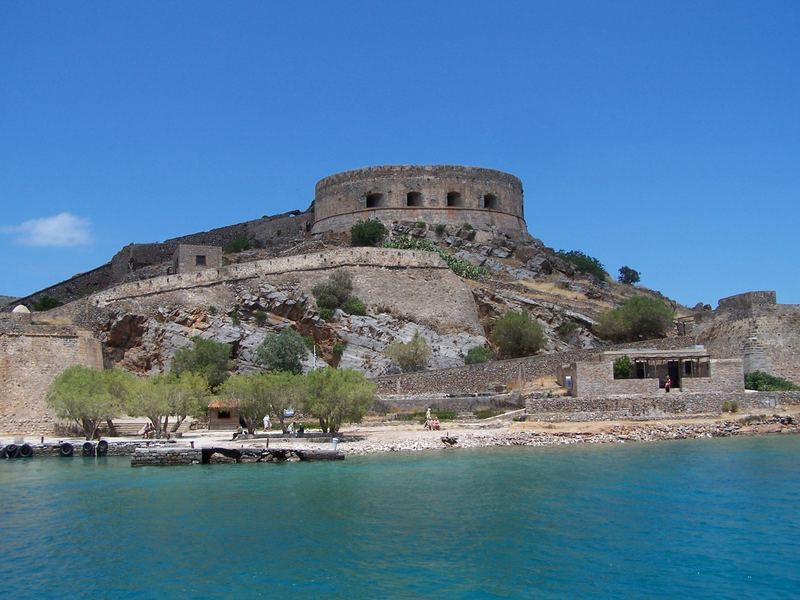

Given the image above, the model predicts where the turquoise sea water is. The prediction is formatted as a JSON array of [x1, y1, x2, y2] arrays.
[[1, 436, 799, 599]]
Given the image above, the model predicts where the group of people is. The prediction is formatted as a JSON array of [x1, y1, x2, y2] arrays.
[[423, 407, 441, 431]]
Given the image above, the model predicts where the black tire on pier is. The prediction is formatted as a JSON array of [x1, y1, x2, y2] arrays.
[[0, 445, 5, 459], [97, 440, 109, 455], [59, 442, 74, 457], [4, 444, 20, 459], [82, 441, 95, 456], [19, 443, 33, 458]]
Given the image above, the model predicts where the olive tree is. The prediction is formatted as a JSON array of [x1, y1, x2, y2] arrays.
[[256, 329, 308, 374], [171, 337, 232, 390], [46, 366, 129, 439], [303, 368, 375, 433]]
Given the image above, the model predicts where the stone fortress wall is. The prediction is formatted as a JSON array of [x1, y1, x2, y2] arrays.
[[5, 210, 314, 311], [692, 291, 800, 385], [312, 165, 528, 240], [0, 314, 103, 434]]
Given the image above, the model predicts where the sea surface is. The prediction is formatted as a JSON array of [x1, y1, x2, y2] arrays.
[[1, 435, 799, 599]]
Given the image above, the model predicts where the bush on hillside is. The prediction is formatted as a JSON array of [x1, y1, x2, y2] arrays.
[[386, 331, 431, 372], [595, 296, 675, 342], [351, 219, 388, 247], [555, 249, 607, 280], [171, 337, 232, 390], [32, 295, 61, 311], [464, 346, 495, 365], [223, 234, 253, 254], [492, 311, 546, 358], [312, 270, 354, 310], [256, 328, 308, 375]]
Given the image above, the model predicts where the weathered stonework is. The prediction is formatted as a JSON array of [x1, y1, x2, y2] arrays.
[[0, 314, 104, 434], [313, 165, 528, 240]]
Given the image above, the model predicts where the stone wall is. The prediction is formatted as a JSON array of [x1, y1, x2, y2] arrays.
[[6, 210, 315, 312], [373, 337, 695, 395], [131, 447, 202, 466], [313, 165, 528, 239], [717, 291, 777, 313], [0, 315, 104, 434]]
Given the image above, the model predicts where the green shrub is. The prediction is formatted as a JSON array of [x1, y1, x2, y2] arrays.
[[415, 221, 426, 229], [613, 355, 633, 379], [464, 346, 495, 365], [744, 371, 800, 391], [341, 296, 366, 316], [312, 270, 353, 310], [254, 310, 267, 326], [319, 308, 333, 321], [331, 341, 345, 365], [223, 234, 253, 254], [435, 224, 446, 236], [351, 219, 388, 247], [555, 249, 607, 280], [493, 311, 545, 358], [256, 329, 308, 374], [383, 237, 488, 280], [721, 400, 740, 413], [230, 308, 241, 327], [386, 331, 431, 372], [595, 296, 675, 342], [172, 337, 232, 390], [618, 266, 641, 285], [32, 295, 61, 311], [462, 223, 473, 231], [556, 321, 579, 340]]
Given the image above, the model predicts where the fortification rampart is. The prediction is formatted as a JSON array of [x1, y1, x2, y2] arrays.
[[90, 247, 447, 305], [312, 165, 528, 239], [0, 316, 103, 434]]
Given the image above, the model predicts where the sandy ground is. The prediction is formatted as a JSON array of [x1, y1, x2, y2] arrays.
[[5, 405, 799, 455]]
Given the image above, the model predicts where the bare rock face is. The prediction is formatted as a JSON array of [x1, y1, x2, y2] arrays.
[[336, 314, 488, 377]]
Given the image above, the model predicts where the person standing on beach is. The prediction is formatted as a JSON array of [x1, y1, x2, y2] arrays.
[[263, 414, 271, 431]]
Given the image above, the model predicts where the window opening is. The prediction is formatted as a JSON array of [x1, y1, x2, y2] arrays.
[[483, 194, 498, 209], [446, 192, 463, 207], [406, 192, 422, 207], [195, 255, 207, 266], [366, 193, 385, 208]]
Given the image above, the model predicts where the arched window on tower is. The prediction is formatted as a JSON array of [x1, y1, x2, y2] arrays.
[[446, 191, 463, 207], [366, 192, 386, 208], [406, 192, 422, 207]]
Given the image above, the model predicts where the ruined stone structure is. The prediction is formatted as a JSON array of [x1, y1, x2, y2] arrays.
[[559, 347, 743, 399], [0, 313, 103, 434], [312, 165, 528, 239], [172, 244, 223, 274], [689, 291, 800, 385]]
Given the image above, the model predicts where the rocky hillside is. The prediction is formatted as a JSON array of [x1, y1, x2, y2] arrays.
[[45, 223, 686, 379]]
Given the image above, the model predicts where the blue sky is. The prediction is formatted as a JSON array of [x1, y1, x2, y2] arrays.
[[1, 1, 798, 306]]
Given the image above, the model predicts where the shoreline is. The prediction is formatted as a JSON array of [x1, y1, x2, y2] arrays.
[[2, 411, 798, 460]]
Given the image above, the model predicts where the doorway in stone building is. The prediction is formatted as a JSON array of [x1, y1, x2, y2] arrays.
[[667, 360, 681, 390]]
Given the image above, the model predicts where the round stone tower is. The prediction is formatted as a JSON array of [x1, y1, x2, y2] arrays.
[[312, 165, 528, 239]]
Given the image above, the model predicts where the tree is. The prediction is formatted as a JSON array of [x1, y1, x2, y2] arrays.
[[744, 371, 800, 391], [124, 375, 171, 438], [256, 328, 308, 374], [492, 311, 546, 358], [164, 371, 209, 432], [464, 346, 495, 365], [618, 266, 641, 285], [171, 337, 232, 390], [555, 249, 608, 280], [350, 218, 387, 247], [303, 368, 375, 433], [220, 372, 305, 433], [613, 355, 633, 379], [385, 330, 431, 372], [32, 295, 61, 311], [595, 296, 675, 342], [46, 366, 128, 439]]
